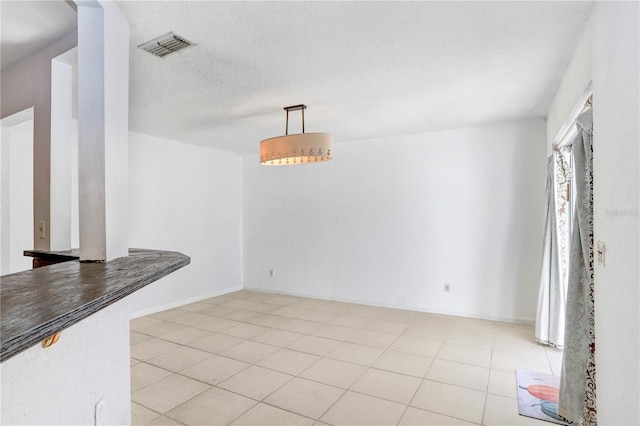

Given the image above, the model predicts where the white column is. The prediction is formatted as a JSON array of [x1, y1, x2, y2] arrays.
[[102, 0, 130, 261], [76, 1, 128, 261], [50, 48, 76, 251]]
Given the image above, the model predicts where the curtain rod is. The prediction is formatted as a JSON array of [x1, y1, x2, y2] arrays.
[[553, 93, 593, 152]]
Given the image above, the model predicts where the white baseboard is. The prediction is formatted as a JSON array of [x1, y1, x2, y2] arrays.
[[243, 285, 534, 325], [129, 285, 243, 319], [130, 283, 534, 326]]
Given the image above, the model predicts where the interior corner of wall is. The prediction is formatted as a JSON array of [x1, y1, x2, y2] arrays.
[[545, 6, 597, 154]]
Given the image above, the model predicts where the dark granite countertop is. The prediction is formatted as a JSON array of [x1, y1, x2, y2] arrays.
[[0, 248, 190, 362], [23, 248, 80, 262]]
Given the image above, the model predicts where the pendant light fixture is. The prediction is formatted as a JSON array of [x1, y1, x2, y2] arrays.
[[260, 104, 332, 165]]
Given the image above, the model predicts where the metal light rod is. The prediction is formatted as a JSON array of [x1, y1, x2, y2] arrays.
[[284, 104, 307, 135]]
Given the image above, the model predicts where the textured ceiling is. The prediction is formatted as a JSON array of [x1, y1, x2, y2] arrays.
[[0, 1, 76, 70], [1, 1, 595, 155], [118, 1, 594, 154]]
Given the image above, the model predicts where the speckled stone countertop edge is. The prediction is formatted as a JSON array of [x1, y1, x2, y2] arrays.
[[23, 248, 81, 262], [0, 249, 190, 362]]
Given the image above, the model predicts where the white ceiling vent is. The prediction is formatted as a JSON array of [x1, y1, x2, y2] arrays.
[[137, 32, 195, 58]]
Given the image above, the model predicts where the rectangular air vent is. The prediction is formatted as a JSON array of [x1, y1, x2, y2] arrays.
[[137, 32, 194, 58]]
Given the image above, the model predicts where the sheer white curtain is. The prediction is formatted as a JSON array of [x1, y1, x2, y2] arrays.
[[558, 107, 596, 425], [536, 150, 572, 348]]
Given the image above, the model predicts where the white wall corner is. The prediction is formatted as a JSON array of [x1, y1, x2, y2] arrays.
[[545, 7, 596, 153]]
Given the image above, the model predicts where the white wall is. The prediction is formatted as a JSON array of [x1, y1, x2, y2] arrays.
[[0, 114, 34, 275], [546, 2, 639, 424], [0, 30, 77, 251], [545, 11, 595, 154], [243, 118, 546, 323], [592, 2, 639, 424], [0, 300, 131, 425], [126, 132, 243, 316]]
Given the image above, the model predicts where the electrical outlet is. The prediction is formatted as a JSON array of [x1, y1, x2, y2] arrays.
[[269, 268, 275, 277], [444, 283, 451, 293], [95, 398, 106, 426]]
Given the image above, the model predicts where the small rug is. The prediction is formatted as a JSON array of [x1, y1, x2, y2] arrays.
[[516, 369, 569, 425]]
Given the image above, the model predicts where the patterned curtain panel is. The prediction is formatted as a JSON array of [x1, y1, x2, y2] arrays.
[[558, 107, 596, 425], [535, 152, 571, 348]]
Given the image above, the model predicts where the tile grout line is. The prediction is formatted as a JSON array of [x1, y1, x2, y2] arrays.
[[131, 291, 549, 426], [480, 327, 498, 426]]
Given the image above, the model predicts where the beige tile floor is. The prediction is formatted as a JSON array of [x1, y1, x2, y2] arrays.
[[130, 290, 562, 426]]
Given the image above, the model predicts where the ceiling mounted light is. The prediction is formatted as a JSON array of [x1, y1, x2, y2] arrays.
[[260, 105, 332, 166]]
